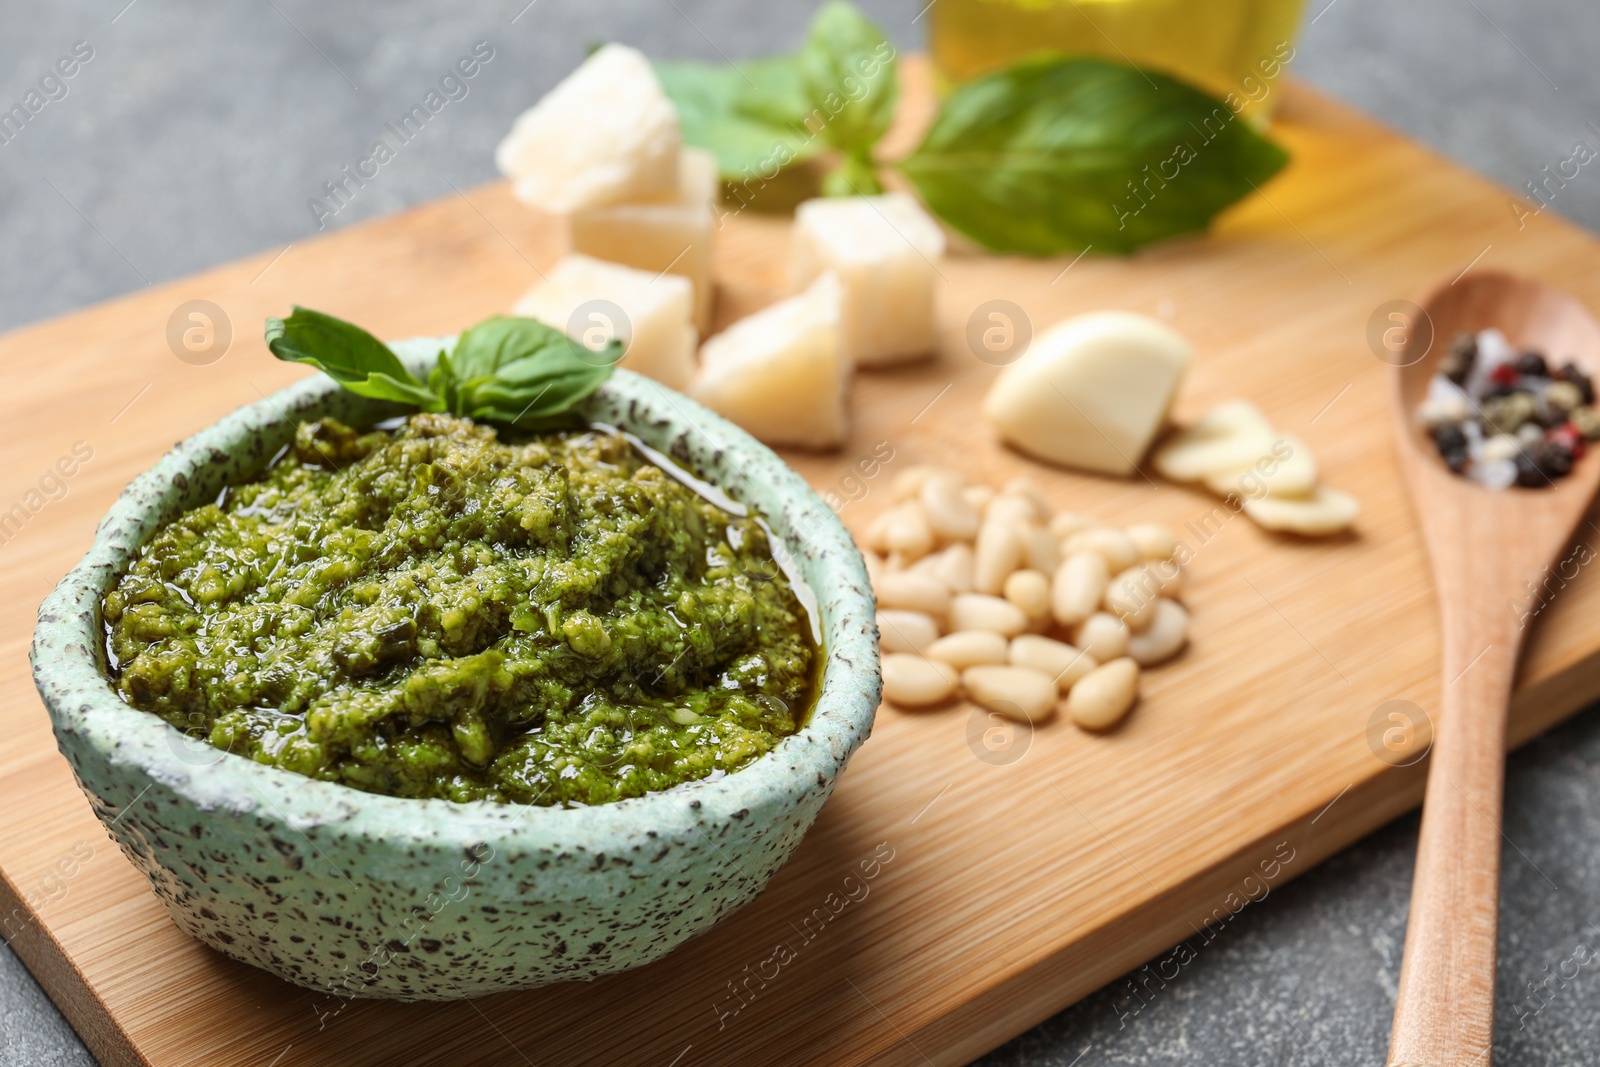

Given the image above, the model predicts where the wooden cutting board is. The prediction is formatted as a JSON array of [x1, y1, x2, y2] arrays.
[[6, 62, 1600, 1067]]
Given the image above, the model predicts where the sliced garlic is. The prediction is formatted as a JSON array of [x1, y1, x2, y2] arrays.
[[1241, 486, 1360, 536]]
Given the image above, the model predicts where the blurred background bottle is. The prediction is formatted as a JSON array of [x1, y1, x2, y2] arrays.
[[928, 0, 1308, 122]]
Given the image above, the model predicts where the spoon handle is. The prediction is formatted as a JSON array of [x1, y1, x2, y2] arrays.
[[1387, 631, 1517, 1067]]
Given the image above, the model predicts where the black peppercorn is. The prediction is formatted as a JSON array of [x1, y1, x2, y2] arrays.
[[1537, 439, 1576, 478], [1444, 449, 1470, 473], [1431, 422, 1468, 456], [1537, 404, 1569, 430], [1440, 333, 1477, 385], [1513, 350, 1549, 377], [1515, 440, 1575, 486], [1515, 452, 1547, 487]]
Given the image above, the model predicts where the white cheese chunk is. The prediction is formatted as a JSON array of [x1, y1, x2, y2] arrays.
[[512, 254, 696, 391], [570, 147, 719, 334], [689, 275, 847, 449], [788, 194, 945, 367], [982, 311, 1192, 476], [494, 44, 680, 213]]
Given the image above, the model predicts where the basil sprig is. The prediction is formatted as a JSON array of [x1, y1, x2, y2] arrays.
[[652, 1, 1289, 255], [799, 0, 897, 195], [654, 56, 823, 180], [265, 307, 619, 429], [655, 0, 897, 196]]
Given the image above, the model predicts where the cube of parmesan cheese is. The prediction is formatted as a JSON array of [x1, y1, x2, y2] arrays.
[[690, 275, 847, 449], [570, 147, 719, 334], [788, 194, 945, 367], [494, 44, 680, 213], [512, 254, 696, 392]]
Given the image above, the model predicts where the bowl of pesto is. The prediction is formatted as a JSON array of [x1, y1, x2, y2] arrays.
[[30, 334, 879, 1000]]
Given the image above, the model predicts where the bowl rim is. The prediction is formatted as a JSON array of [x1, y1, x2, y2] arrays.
[[31, 339, 879, 854]]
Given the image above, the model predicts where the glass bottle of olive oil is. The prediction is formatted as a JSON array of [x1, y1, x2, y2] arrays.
[[928, 0, 1308, 122]]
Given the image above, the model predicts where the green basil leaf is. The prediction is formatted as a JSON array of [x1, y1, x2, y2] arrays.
[[454, 324, 619, 427], [265, 308, 617, 428], [266, 307, 443, 410], [450, 314, 578, 382], [898, 55, 1290, 255], [798, 0, 898, 157], [656, 56, 822, 178]]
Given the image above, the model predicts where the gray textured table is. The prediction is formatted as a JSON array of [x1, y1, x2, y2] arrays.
[[3, 2, 1598, 1064]]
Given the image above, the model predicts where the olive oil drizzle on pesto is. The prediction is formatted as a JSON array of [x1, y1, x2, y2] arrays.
[[103, 414, 817, 806]]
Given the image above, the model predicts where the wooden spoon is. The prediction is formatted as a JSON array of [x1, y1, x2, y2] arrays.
[[1387, 270, 1600, 1066]]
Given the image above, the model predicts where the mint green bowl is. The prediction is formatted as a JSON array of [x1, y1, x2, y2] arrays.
[[30, 340, 879, 1000]]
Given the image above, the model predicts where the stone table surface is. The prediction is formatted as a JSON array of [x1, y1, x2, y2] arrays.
[[3, 1, 1598, 1065]]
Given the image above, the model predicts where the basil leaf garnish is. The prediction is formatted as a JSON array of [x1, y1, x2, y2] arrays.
[[899, 55, 1290, 255], [450, 315, 577, 382], [456, 325, 619, 427], [266, 308, 618, 429], [266, 307, 443, 410]]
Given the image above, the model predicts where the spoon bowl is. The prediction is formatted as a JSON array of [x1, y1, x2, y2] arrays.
[[1387, 270, 1600, 1066]]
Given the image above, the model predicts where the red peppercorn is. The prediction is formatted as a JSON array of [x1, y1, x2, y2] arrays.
[[1489, 364, 1521, 387], [1548, 423, 1586, 459]]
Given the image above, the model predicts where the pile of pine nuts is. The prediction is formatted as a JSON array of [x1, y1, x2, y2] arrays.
[[862, 466, 1190, 731]]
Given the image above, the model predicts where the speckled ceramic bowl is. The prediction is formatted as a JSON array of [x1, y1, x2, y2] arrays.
[[31, 339, 879, 1001]]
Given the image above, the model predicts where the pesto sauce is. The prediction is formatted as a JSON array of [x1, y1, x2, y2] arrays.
[[102, 414, 817, 806]]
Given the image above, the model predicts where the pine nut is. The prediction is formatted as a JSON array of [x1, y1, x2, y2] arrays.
[[949, 593, 1029, 637], [1049, 511, 1097, 540], [1020, 522, 1061, 573], [1062, 527, 1139, 573], [1009, 634, 1097, 691], [876, 571, 952, 619], [1126, 599, 1189, 666], [1146, 556, 1183, 598], [926, 630, 1009, 669], [1072, 611, 1131, 663], [962, 484, 994, 517], [862, 510, 893, 554], [1051, 551, 1109, 627], [929, 543, 976, 593], [920, 476, 982, 543], [1001, 477, 1051, 519], [962, 665, 1058, 722], [986, 493, 1037, 528], [884, 503, 935, 561], [1067, 657, 1140, 730], [890, 465, 942, 501], [1126, 522, 1179, 561], [1003, 569, 1052, 620], [973, 519, 1023, 594], [1104, 564, 1162, 632], [862, 550, 885, 586], [877, 609, 940, 654], [881, 653, 960, 707]]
